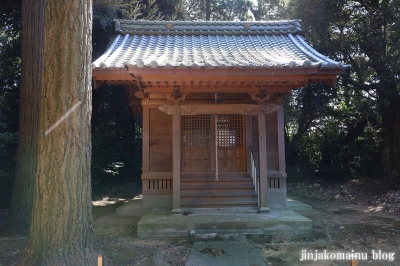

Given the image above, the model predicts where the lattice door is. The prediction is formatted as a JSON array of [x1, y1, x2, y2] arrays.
[[217, 115, 246, 171], [182, 115, 212, 171]]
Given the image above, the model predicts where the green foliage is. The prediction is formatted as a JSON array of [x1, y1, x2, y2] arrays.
[[0, 1, 21, 207], [285, 0, 400, 181], [91, 85, 142, 186], [247, 0, 288, 21], [0, 95, 18, 208], [93, 0, 163, 59], [187, 0, 251, 21], [285, 83, 382, 182]]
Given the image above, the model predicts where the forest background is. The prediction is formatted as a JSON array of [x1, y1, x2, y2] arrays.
[[0, 0, 399, 208]]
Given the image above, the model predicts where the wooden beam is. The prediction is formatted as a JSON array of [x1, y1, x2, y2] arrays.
[[137, 74, 306, 84], [141, 172, 173, 179], [105, 80, 137, 85], [92, 69, 130, 75], [144, 85, 261, 94], [143, 85, 295, 94], [157, 104, 280, 116], [258, 104, 269, 212], [92, 74, 135, 81], [128, 67, 321, 76], [171, 103, 183, 215], [129, 99, 284, 106]]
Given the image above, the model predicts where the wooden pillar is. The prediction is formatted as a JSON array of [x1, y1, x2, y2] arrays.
[[142, 104, 150, 175], [171, 102, 183, 215], [277, 106, 287, 189], [246, 115, 252, 175], [258, 104, 270, 212]]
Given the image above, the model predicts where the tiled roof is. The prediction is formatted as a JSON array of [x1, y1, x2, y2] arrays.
[[92, 20, 349, 70]]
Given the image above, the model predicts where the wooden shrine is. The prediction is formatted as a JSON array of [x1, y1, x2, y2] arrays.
[[92, 20, 347, 214]]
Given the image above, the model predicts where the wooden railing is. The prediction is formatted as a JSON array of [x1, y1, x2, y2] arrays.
[[249, 146, 260, 207], [267, 172, 286, 189], [142, 173, 173, 195], [268, 177, 280, 188]]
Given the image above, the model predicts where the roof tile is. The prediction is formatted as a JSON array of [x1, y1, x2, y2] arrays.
[[93, 20, 349, 70]]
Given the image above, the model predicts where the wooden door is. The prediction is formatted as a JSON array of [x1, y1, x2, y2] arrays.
[[182, 114, 245, 172]]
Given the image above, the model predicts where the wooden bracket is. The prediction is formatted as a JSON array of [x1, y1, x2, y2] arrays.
[[166, 87, 186, 102], [250, 89, 271, 103], [93, 77, 105, 89], [128, 74, 142, 90], [134, 91, 148, 99]]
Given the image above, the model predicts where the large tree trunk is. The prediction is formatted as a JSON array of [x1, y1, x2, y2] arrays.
[[17, 0, 95, 265], [0, 0, 44, 237], [382, 102, 400, 181]]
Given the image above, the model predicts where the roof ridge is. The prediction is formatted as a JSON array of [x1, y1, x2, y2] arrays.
[[115, 19, 302, 35]]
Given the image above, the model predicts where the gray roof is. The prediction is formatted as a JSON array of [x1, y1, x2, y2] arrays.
[[92, 20, 349, 70]]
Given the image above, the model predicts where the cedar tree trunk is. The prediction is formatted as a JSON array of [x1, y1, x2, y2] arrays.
[[0, 0, 43, 237], [18, 0, 95, 264]]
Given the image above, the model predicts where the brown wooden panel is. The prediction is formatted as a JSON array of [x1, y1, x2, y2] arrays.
[[149, 108, 173, 172], [183, 147, 212, 171], [265, 112, 278, 135], [184, 159, 192, 167], [267, 152, 279, 171], [218, 146, 246, 171]]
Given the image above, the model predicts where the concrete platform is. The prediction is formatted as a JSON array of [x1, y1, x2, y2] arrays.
[[137, 206, 312, 239], [116, 196, 312, 216], [115, 195, 152, 216], [286, 198, 313, 211]]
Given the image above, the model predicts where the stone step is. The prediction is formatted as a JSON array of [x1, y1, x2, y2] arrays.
[[189, 229, 266, 243], [181, 172, 249, 178], [181, 177, 253, 182], [181, 191, 257, 197], [137, 208, 313, 239], [181, 182, 255, 189], [181, 199, 258, 208]]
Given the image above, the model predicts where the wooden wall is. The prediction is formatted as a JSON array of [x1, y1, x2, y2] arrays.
[[149, 107, 173, 172]]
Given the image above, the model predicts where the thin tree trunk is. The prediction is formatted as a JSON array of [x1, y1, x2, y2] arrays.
[[382, 102, 400, 181], [0, 0, 44, 237], [206, 0, 211, 20], [18, 0, 95, 264]]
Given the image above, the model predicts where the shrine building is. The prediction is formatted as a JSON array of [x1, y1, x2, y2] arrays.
[[92, 20, 347, 215]]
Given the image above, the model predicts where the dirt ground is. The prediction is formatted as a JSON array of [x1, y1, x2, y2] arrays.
[[0, 179, 399, 265], [262, 180, 400, 266]]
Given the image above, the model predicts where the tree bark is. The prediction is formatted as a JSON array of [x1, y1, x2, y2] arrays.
[[17, 0, 95, 265], [382, 102, 400, 181], [0, 0, 44, 237]]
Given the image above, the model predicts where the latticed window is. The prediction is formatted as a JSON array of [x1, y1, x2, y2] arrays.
[[183, 115, 211, 147], [217, 115, 244, 147]]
